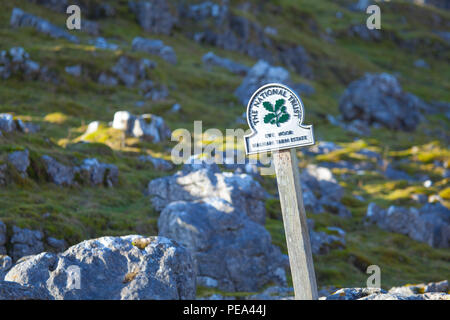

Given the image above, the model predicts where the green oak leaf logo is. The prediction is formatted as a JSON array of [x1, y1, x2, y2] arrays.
[[263, 99, 290, 127]]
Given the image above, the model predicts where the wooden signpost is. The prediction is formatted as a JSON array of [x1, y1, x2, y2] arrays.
[[244, 83, 318, 300]]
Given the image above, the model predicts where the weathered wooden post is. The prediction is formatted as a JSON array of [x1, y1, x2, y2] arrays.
[[244, 83, 318, 300]]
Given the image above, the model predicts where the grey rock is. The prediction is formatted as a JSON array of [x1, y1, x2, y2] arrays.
[[0, 47, 42, 81], [148, 161, 267, 225], [89, 37, 119, 51], [129, 0, 178, 35], [170, 103, 181, 113], [202, 51, 249, 75], [279, 45, 313, 79], [424, 280, 448, 293], [132, 37, 177, 64], [76, 158, 119, 187], [10, 8, 78, 43], [412, 193, 428, 204], [158, 200, 287, 292], [339, 73, 423, 131], [0, 256, 12, 280], [348, 0, 372, 11], [10, 226, 44, 261], [65, 65, 82, 77], [414, 59, 429, 69], [308, 219, 346, 255], [300, 165, 351, 218], [139, 80, 169, 101], [323, 287, 386, 300], [383, 163, 414, 181], [306, 141, 342, 155], [0, 221, 6, 249], [234, 60, 290, 106], [81, 19, 100, 36], [98, 72, 118, 86], [247, 286, 294, 300], [347, 24, 382, 41], [0, 114, 16, 132], [41, 155, 74, 186], [289, 82, 315, 96], [7, 149, 30, 176], [0, 280, 52, 300], [46, 237, 66, 252], [138, 155, 174, 171], [16, 119, 39, 133], [366, 202, 450, 248], [114, 111, 171, 143], [111, 55, 155, 87], [6, 236, 196, 300]]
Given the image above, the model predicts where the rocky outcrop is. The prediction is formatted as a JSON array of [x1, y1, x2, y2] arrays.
[[300, 165, 352, 218], [0, 113, 39, 135], [0, 47, 51, 82], [132, 37, 177, 64], [202, 52, 249, 75], [112, 111, 171, 143], [10, 8, 78, 43], [129, 0, 178, 35], [5, 236, 196, 300], [308, 220, 346, 255], [0, 256, 12, 280], [366, 202, 450, 248], [322, 280, 449, 300], [110, 55, 156, 88], [7, 150, 30, 178], [148, 161, 267, 225], [234, 60, 290, 106], [10, 226, 44, 262], [41, 156, 119, 187], [158, 199, 287, 292], [234, 60, 314, 106], [138, 155, 174, 171], [339, 73, 424, 131], [279, 45, 314, 79], [0, 281, 52, 300]]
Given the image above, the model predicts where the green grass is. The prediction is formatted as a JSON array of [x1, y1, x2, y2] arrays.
[[0, 0, 449, 296]]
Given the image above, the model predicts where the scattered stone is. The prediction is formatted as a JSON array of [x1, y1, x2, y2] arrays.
[[0, 222, 6, 255], [0, 47, 45, 81], [76, 158, 119, 187], [148, 161, 267, 225], [366, 202, 450, 248], [129, 0, 178, 35], [112, 111, 171, 143], [411, 193, 428, 204], [170, 103, 181, 113], [0, 256, 12, 280], [7, 149, 30, 177], [138, 155, 174, 171], [10, 226, 44, 261], [234, 60, 290, 106], [414, 59, 429, 69], [41, 155, 74, 186], [321, 287, 386, 300], [10, 8, 78, 43], [305, 141, 342, 155], [247, 286, 294, 300], [5, 236, 196, 300], [339, 73, 424, 131], [132, 37, 177, 64], [41, 156, 119, 187], [383, 163, 413, 181], [346, 24, 382, 41], [158, 200, 287, 292], [97, 72, 118, 86], [111, 55, 156, 88], [46, 237, 66, 252], [300, 165, 351, 218], [139, 80, 169, 101], [202, 52, 249, 75], [279, 45, 313, 79], [308, 219, 346, 255], [0, 114, 16, 133], [65, 65, 82, 77], [89, 37, 119, 51], [0, 280, 52, 300]]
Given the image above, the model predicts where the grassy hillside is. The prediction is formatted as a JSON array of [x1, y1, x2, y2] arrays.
[[0, 0, 449, 293]]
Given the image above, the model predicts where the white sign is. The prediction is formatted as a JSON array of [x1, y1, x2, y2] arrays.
[[244, 83, 314, 155]]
